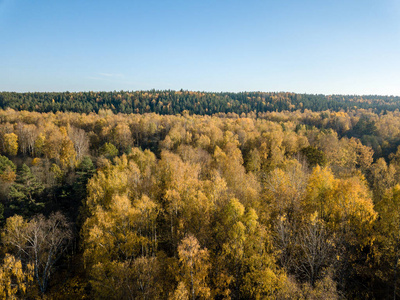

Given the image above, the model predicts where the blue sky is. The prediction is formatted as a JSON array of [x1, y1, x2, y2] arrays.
[[1, 0, 400, 95]]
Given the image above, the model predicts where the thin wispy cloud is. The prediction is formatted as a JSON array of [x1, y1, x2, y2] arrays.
[[99, 73, 124, 78], [87, 73, 125, 81]]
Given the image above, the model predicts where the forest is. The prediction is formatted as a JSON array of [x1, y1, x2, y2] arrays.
[[1, 90, 400, 115], [0, 91, 400, 299]]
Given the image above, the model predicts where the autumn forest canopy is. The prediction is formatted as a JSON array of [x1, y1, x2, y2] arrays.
[[1, 90, 400, 298]]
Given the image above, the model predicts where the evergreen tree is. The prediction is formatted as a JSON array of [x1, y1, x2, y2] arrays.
[[7, 164, 44, 217]]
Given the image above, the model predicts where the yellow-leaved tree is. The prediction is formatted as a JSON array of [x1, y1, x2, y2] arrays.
[[304, 165, 377, 297], [175, 234, 211, 300], [0, 254, 35, 299], [304, 165, 377, 245], [375, 185, 400, 298], [59, 126, 77, 169], [214, 198, 286, 299], [2, 212, 72, 294], [3, 132, 18, 156], [81, 153, 162, 299]]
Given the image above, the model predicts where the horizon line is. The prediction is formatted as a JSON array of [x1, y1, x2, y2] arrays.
[[1, 89, 400, 98]]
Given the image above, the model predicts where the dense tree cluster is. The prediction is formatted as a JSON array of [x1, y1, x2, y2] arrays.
[[1, 90, 400, 115], [0, 106, 399, 298]]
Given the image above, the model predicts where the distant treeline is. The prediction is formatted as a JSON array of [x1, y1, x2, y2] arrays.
[[1, 90, 400, 114]]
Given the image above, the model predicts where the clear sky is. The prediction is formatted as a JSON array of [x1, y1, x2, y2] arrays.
[[1, 0, 400, 95]]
